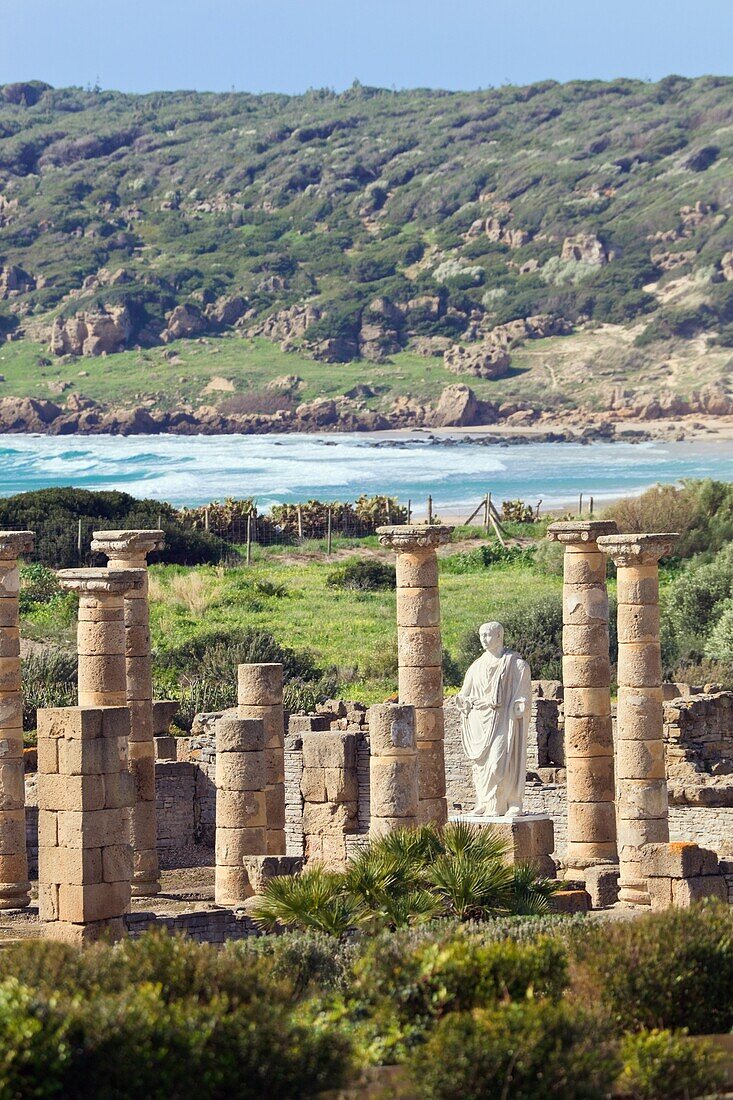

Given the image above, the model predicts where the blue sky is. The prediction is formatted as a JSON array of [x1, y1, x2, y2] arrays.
[[2, 0, 732, 95]]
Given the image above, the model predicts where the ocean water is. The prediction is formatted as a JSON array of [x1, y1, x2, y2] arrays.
[[0, 432, 731, 514]]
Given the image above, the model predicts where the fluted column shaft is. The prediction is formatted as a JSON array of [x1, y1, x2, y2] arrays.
[[90, 531, 164, 897], [597, 533, 677, 906], [377, 525, 453, 825], [0, 532, 34, 909], [548, 521, 617, 877]]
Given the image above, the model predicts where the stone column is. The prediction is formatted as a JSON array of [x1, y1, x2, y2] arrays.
[[301, 730, 359, 868], [376, 525, 453, 825], [369, 704, 418, 837], [597, 533, 677, 906], [214, 716, 267, 905], [0, 531, 34, 910], [90, 531, 164, 897], [37, 706, 135, 943], [57, 568, 144, 709], [547, 520, 618, 879], [237, 664, 285, 854]]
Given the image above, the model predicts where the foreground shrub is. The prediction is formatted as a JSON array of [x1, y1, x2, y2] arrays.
[[572, 899, 733, 1034], [617, 1029, 724, 1100], [409, 1000, 616, 1100], [0, 933, 349, 1099], [326, 558, 396, 591]]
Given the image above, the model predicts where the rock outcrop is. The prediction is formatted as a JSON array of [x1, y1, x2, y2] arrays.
[[161, 303, 206, 343], [0, 265, 35, 299], [443, 343, 512, 379], [49, 306, 133, 356], [560, 234, 609, 265], [431, 384, 481, 427]]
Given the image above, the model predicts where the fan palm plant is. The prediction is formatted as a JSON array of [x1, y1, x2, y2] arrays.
[[251, 823, 558, 936]]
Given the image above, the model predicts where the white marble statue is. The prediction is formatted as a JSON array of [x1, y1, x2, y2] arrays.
[[455, 621, 531, 818]]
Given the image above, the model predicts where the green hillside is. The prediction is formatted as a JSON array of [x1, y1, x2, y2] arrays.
[[0, 76, 732, 427]]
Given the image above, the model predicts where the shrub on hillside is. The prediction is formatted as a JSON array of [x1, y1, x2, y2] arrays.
[[571, 900, 733, 1035], [0, 489, 227, 568], [441, 542, 535, 573], [617, 1029, 724, 1100], [458, 595, 564, 680], [21, 649, 77, 731], [409, 1000, 616, 1100], [603, 483, 699, 541], [663, 543, 733, 660], [326, 558, 396, 591]]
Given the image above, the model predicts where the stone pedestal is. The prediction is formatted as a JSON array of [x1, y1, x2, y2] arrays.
[[451, 812, 556, 878], [91, 530, 164, 898], [0, 532, 34, 910], [547, 521, 617, 879], [237, 663, 285, 854], [37, 706, 135, 943], [214, 716, 267, 905], [369, 703, 418, 837], [376, 524, 453, 825], [597, 533, 677, 906]]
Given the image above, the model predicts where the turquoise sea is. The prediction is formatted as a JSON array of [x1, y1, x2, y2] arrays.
[[0, 433, 731, 515]]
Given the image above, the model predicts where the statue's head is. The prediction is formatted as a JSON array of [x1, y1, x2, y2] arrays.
[[479, 621, 504, 655]]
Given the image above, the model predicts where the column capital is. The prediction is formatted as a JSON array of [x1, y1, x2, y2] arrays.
[[91, 529, 165, 561], [596, 533, 678, 567], [547, 520, 617, 546], [0, 531, 35, 559], [376, 524, 453, 552], [57, 567, 145, 597]]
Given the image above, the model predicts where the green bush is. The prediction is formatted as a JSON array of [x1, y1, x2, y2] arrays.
[[0, 934, 349, 1099], [409, 1000, 617, 1100], [618, 1029, 724, 1100], [326, 558, 396, 591], [458, 594, 571, 680], [663, 543, 733, 660], [20, 649, 77, 731], [572, 900, 733, 1034], [18, 564, 62, 613], [441, 542, 535, 573]]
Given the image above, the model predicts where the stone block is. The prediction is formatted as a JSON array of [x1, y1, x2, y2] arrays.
[[39, 845, 103, 886], [238, 705, 283, 746], [215, 827, 267, 864], [417, 797, 447, 826], [583, 864, 619, 908], [154, 735, 177, 761], [567, 801, 617, 844], [618, 779, 668, 820], [616, 817, 669, 848], [617, 604, 660, 645], [56, 807, 131, 849], [237, 663, 283, 707], [615, 737, 665, 781], [644, 841, 718, 880], [0, 696, 22, 728], [242, 855, 302, 894], [265, 786, 286, 830], [126, 656, 153, 698], [266, 829, 286, 856], [103, 770, 137, 809], [43, 917, 126, 944], [151, 700, 179, 735], [214, 865, 252, 905], [647, 875, 673, 911], [413, 707, 444, 742], [550, 888, 591, 914], [287, 714, 330, 734], [616, 565, 658, 606], [369, 704, 416, 756], [564, 687, 613, 720], [562, 623, 609, 657], [58, 881, 130, 923], [216, 717, 266, 753], [369, 816, 416, 838], [324, 767, 358, 804], [302, 800, 358, 836], [396, 551, 438, 588], [124, 624, 150, 658], [78, 656, 127, 696], [562, 654, 611, 689], [398, 665, 443, 709], [397, 627, 442, 668], [0, 760, 26, 810], [56, 735, 120, 776], [300, 767, 327, 802], [616, 690, 664, 740], [417, 741, 446, 800], [617, 643, 662, 689], [37, 809, 58, 849], [37, 708, 103, 741], [37, 774, 106, 813], [302, 731, 356, 771], [563, 552, 607, 585], [396, 586, 440, 628], [370, 758, 419, 818], [102, 844, 134, 883], [671, 875, 728, 906], [566, 757, 615, 803], [564, 715, 613, 758], [216, 789, 267, 829], [563, 588, 609, 626], [215, 750, 267, 791], [0, 658, 20, 693]]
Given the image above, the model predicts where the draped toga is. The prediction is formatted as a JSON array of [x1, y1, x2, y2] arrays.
[[456, 648, 531, 817]]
